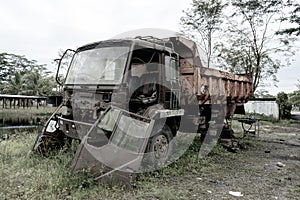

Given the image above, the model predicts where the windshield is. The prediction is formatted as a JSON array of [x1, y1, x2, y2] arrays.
[[65, 46, 130, 85]]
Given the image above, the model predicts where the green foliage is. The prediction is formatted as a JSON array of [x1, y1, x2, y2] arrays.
[[289, 90, 300, 110], [276, 92, 292, 119], [0, 52, 58, 96], [0, 53, 43, 82]]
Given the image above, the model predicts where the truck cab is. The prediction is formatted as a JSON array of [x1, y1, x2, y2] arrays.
[[59, 37, 181, 136], [33, 37, 184, 173]]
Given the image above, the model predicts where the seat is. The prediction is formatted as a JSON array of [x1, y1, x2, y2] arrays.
[[139, 72, 158, 97], [130, 63, 159, 105]]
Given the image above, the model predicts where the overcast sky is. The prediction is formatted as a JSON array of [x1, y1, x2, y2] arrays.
[[0, 0, 299, 95]]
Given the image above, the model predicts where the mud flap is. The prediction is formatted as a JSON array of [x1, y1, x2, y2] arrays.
[[70, 107, 154, 187]]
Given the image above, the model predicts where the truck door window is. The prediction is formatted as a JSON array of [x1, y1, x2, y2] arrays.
[[165, 55, 180, 109], [165, 55, 179, 82], [129, 49, 160, 106]]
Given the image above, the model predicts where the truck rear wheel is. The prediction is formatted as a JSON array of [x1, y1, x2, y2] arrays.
[[145, 124, 173, 168]]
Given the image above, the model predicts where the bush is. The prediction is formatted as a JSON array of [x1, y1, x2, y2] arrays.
[[276, 92, 292, 119]]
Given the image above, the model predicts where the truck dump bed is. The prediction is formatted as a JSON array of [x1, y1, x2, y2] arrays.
[[167, 37, 253, 114]]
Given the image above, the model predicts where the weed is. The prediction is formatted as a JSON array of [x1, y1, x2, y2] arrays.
[[0, 131, 213, 199]]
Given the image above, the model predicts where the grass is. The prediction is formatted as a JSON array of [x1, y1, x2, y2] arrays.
[[0, 130, 224, 200], [0, 107, 230, 199], [234, 113, 278, 123], [233, 113, 297, 129], [1, 130, 100, 199]]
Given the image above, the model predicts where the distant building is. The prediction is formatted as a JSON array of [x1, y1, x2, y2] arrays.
[[47, 95, 63, 107], [0, 94, 47, 109], [244, 98, 279, 120]]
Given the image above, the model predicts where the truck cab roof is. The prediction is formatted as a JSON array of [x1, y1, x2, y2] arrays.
[[76, 37, 176, 54]]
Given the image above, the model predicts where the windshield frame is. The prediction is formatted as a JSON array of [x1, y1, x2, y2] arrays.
[[64, 41, 132, 86]]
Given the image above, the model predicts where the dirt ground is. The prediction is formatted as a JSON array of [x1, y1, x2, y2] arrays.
[[144, 113, 300, 200]]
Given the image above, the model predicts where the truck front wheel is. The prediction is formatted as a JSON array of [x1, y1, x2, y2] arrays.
[[33, 130, 68, 156], [145, 124, 173, 168]]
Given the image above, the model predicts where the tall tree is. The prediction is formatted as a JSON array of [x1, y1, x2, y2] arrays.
[[215, 0, 296, 92], [180, 0, 227, 68]]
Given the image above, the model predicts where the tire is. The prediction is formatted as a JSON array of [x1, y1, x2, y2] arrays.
[[32, 130, 67, 156], [144, 124, 173, 169]]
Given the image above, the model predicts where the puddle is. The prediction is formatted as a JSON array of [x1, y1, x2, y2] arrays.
[[0, 114, 45, 141], [0, 125, 38, 130]]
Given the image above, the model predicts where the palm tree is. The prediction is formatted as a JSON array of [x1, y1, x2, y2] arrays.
[[3, 70, 25, 94], [22, 69, 57, 96], [23, 69, 43, 96]]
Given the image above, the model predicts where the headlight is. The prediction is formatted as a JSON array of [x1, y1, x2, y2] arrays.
[[46, 120, 59, 133]]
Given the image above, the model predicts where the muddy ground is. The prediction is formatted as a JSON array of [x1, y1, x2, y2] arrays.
[[140, 113, 300, 200]]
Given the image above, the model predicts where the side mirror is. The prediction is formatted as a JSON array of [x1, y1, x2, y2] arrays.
[[55, 49, 75, 85]]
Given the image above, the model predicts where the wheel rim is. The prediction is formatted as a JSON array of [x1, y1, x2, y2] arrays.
[[153, 134, 169, 160]]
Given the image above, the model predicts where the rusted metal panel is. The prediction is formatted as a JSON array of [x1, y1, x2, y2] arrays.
[[179, 62, 252, 105], [171, 36, 253, 109], [177, 57, 252, 107]]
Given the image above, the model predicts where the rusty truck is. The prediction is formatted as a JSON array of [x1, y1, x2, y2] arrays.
[[33, 35, 253, 184]]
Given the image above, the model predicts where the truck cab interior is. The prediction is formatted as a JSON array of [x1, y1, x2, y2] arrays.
[[128, 48, 160, 113]]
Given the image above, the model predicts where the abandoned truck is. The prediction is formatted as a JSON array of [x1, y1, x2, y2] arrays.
[[33, 36, 253, 179]]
